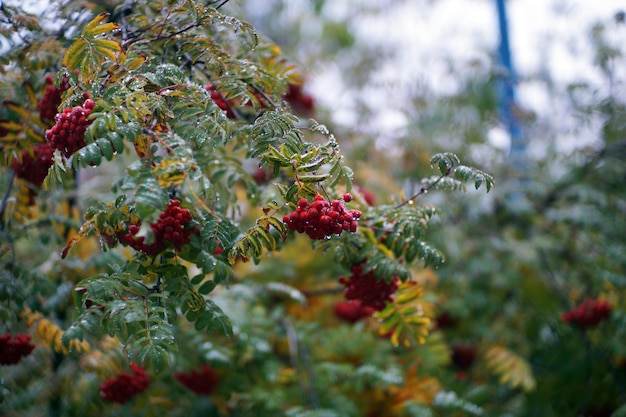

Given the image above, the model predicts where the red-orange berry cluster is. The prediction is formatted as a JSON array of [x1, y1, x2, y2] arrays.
[[37, 74, 70, 122], [174, 365, 220, 396], [561, 298, 612, 329], [334, 300, 375, 324], [123, 199, 196, 255], [283, 194, 361, 240], [99, 363, 150, 404], [46, 98, 95, 158], [0, 333, 35, 365], [12, 143, 54, 187], [338, 263, 398, 311]]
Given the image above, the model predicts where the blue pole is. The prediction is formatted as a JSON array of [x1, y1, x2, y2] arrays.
[[495, 0, 526, 169]]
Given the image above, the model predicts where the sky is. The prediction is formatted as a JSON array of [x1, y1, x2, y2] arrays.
[[302, 0, 625, 154]]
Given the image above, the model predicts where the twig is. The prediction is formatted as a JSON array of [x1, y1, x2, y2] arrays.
[[394, 168, 451, 209], [250, 84, 278, 109], [208, 0, 232, 9], [301, 286, 344, 297]]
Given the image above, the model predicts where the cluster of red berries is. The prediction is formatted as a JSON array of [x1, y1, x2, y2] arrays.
[[333, 300, 375, 324], [173, 365, 220, 396], [37, 74, 70, 122], [99, 363, 150, 404], [122, 199, 196, 255], [12, 143, 54, 187], [0, 333, 35, 365], [46, 98, 95, 158], [561, 298, 612, 329], [284, 83, 314, 116], [338, 263, 399, 311], [283, 194, 361, 240]]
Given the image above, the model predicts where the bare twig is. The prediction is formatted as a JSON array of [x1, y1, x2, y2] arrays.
[[394, 168, 451, 209]]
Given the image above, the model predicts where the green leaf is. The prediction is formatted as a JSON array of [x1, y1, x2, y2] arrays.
[[198, 279, 216, 295]]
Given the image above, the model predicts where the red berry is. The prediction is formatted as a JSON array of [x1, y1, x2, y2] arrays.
[[100, 363, 150, 404], [334, 300, 374, 323], [37, 74, 70, 122], [451, 345, 477, 370], [174, 365, 220, 396], [283, 195, 361, 240], [338, 263, 398, 311], [0, 333, 36, 365], [206, 84, 236, 118], [561, 298, 611, 329], [12, 143, 54, 187], [45, 98, 95, 158], [122, 199, 197, 255], [284, 83, 315, 116]]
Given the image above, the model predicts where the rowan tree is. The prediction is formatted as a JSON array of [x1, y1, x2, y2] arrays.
[[0, 1, 494, 416]]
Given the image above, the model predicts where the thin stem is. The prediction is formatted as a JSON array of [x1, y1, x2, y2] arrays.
[[394, 168, 451, 209], [301, 286, 344, 297], [250, 84, 278, 109]]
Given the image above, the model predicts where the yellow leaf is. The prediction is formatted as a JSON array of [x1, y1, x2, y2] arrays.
[[24, 82, 38, 107], [484, 345, 536, 392], [3, 101, 30, 120], [91, 38, 122, 52], [153, 159, 187, 188], [23, 308, 90, 354], [62, 37, 89, 69], [92, 39, 122, 62], [82, 12, 115, 37], [125, 54, 147, 71]]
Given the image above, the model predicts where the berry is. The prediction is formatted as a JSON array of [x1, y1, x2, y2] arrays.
[[12, 143, 54, 187], [284, 83, 315, 116], [334, 300, 374, 323], [283, 195, 361, 240], [100, 363, 150, 404], [37, 74, 70, 122], [451, 344, 477, 370], [45, 98, 95, 158], [206, 84, 236, 118], [561, 298, 612, 329], [0, 333, 35, 365], [342, 193, 353, 202], [122, 199, 196, 255], [252, 166, 273, 184], [338, 263, 398, 311], [174, 365, 220, 396], [357, 187, 376, 206], [434, 311, 458, 330]]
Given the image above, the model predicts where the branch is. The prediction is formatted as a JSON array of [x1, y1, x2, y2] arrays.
[[395, 167, 451, 209]]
